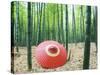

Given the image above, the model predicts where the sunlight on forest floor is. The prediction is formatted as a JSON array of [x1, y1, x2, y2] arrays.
[[13, 42, 97, 73]]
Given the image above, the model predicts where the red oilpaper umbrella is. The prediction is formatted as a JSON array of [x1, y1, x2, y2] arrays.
[[35, 40, 67, 69]]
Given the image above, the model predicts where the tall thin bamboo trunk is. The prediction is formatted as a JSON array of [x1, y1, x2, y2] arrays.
[[42, 3, 46, 41], [47, 7, 50, 40], [61, 5, 64, 43], [11, 2, 15, 73], [52, 5, 56, 41], [33, 3, 36, 45], [72, 5, 76, 43], [93, 7, 97, 48], [80, 6, 83, 42], [81, 6, 85, 41], [27, 2, 32, 70], [57, 4, 61, 43], [21, 11, 24, 46], [83, 6, 91, 69], [65, 5, 68, 50], [15, 2, 19, 52], [36, 3, 39, 45], [37, 3, 42, 44]]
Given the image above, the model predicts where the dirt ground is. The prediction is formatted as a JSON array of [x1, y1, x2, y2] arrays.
[[12, 42, 97, 73]]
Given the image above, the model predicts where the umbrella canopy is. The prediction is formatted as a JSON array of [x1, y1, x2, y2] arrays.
[[35, 40, 67, 69]]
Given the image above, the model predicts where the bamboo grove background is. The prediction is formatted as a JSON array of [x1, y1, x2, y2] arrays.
[[11, 1, 97, 71]]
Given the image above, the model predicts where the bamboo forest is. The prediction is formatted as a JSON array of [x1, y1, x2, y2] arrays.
[[11, 1, 97, 73]]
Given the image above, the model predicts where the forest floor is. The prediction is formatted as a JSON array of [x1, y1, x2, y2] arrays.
[[12, 42, 97, 74]]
